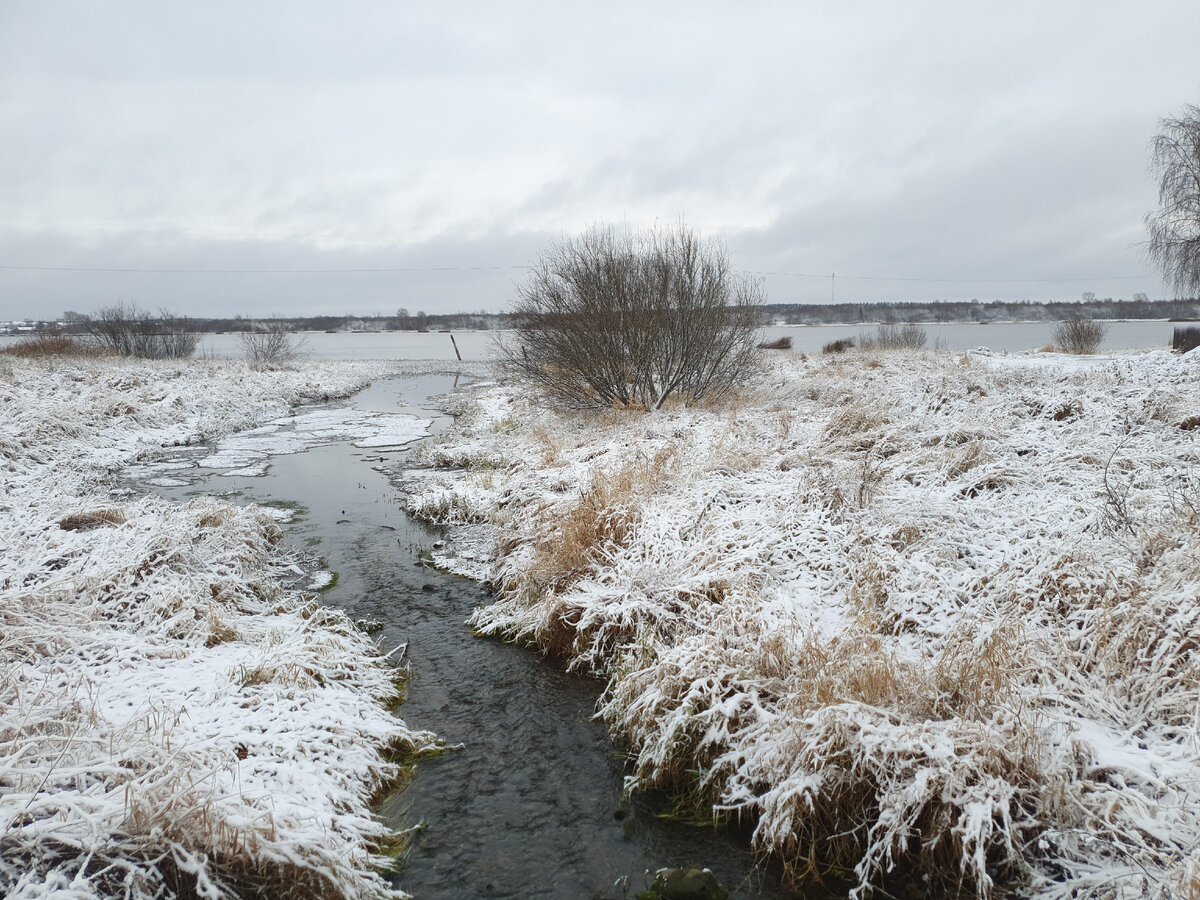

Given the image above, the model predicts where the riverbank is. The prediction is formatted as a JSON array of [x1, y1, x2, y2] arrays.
[[0, 357, 483, 898], [403, 348, 1200, 898]]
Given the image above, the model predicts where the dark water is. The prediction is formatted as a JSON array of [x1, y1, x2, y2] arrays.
[[142, 375, 810, 900]]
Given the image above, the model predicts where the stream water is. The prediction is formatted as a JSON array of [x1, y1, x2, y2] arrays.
[[136, 374, 810, 899]]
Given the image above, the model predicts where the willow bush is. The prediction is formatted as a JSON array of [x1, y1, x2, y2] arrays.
[[500, 224, 763, 410], [83, 302, 199, 359], [1053, 316, 1107, 354]]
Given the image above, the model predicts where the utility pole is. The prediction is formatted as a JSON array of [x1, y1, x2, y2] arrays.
[[831, 272, 836, 304]]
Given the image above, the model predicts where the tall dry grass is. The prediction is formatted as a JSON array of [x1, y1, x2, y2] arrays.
[[407, 350, 1200, 899], [1, 495, 437, 897], [482, 447, 679, 665], [0, 357, 450, 899], [2, 333, 107, 357]]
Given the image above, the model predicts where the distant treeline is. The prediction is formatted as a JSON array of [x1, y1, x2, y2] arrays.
[[43, 310, 508, 336], [18, 298, 1200, 337], [158, 298, 1200, 332], [185, 311, 506, 334], [765, 298, 1200, 325]]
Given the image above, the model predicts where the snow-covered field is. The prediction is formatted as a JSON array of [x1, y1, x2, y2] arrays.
[[404, 349, 1200, 898], [0, 356, 482, 899]]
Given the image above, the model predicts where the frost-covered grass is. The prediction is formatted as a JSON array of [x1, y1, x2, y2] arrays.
[[0, 356, 475, 899], [404, 349, 1200, 899]]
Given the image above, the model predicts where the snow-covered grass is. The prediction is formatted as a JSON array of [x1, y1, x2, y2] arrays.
[[403, 349, 1200, 899], [0, 356, 478, 898]]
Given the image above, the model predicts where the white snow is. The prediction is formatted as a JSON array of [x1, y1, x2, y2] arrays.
[[308, 569, 337, 591], [403, 348, 1200, 899], [0, 356, 478, 899]]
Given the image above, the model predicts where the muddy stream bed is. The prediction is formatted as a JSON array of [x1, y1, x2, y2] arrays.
[[133, 374, 807, 899]]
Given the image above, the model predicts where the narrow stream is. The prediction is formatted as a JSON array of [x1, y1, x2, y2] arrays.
[[138, 374, 807, 899]]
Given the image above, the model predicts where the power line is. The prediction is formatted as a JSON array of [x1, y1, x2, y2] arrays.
[[0, 263, 529, 274], [747, 269, 1148, 283]]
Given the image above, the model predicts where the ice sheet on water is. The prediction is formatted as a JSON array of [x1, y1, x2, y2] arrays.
[[354, 415, 435, 446], [191, 407, 434, 474], [145, 476, 190, 487]]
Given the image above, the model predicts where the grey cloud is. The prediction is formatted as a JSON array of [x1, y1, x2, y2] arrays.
[[0, 227, 548, 321], [2, 1, 1197, 320]]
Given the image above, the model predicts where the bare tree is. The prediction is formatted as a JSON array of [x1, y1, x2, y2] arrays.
[[1053, 316, 1107, 354], [83, 302, 199, 359], [239, 317, 308, 368], [499, 224, 763, 410], [1146, 103, 1200, 296]]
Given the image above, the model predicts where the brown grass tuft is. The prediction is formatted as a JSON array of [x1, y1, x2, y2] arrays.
[[196, 509, 231, 529], [946, 440, 991, 478], [2, 334, 106, 358], [59, 508, 127, 531], [481, 446, 685, 667], [530, 424, 564, 465], [205, 610, 239, 646], [514, 447, 676, 599], [824, 402, 889, 446], [1048, 399, 1082, 421], [934, 619, 1027, 718]]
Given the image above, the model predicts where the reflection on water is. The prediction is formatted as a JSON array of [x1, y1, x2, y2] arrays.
[[139, 375, 812, 900]]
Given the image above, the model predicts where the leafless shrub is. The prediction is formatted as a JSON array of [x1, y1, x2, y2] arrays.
[[857, 323, 927, 351], [2, 334, 106, 358], [82, 301, 199, 359], [1146, 103, 1200, 296], [1173, 325, 1200, 353], [499, 224, 763, 410], [854, 452, 884, 508], [240, 318, 308, 368], [821, 337, 855, 354], [1101, 440, 1137, 537], [1053, 316, 1107, 354]]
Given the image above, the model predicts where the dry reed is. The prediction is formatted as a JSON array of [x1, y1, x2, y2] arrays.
[[406, 350, 1200, 899]]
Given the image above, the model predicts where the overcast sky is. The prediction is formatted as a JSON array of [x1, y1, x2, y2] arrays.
[[2, 1, 1199, 321]]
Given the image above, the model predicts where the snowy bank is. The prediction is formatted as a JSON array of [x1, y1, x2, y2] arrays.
[[402, 350, 1200, 898], [0, 357, 479, 898]]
